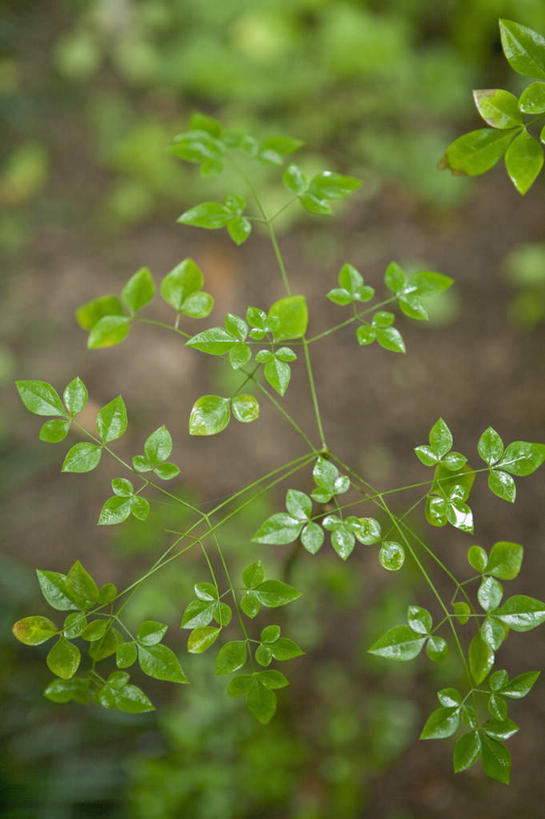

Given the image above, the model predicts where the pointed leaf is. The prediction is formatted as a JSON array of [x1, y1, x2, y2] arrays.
[[368, 625, 425, 661], [189, 395, 230, 436], [138, 644, 188, 682], [16, 380, 65, 417], [47, 637, 81, 679], [122, 267, 154, 315], [12, 615, 58, 645]]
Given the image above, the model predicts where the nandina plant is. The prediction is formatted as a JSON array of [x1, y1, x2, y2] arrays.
[[12, 18, 545, 784]]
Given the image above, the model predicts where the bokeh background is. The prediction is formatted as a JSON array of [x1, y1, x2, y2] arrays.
[[3, 1, 545, 816]]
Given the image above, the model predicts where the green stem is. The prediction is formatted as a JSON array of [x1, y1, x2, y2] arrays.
[[302, 338, 327, 450], [307, 296, 397, 344], [135, 317, 191, 339]]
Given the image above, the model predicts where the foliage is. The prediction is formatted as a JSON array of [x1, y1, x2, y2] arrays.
[[11, 21, 545, 787]]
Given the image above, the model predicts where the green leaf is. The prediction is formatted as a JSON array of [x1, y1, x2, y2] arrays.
[[480, 616, 508, 652], [44, 677, 91, 705], [258, 135, 304, 164], [426, 636, 448, 662], [478, 576, 503, 612], [519, 81, 545, 114], [283, 163, 307, 194], [490, 669, 509, 691], [441, 128, 516, 176], [376, 326, 405, 353], [473, 89, 523, 129], [88, 626, 122, 661], [368, 625, 425, 661], [180, 599, 215, 629], [258, 669, 289, 689], [429, 418, 453, 457], [270, 637, 304, 661], [16, 380, 66, 417], [171, 128, 224, 162], [187, 626, 221, 654], [36, 570, 77, 611], [410, 271, 453, 296], [487, 541, 523, 580], [81, 619, 109, 641], [194, 582, 218, 601], [232, 393, 259, 423], [179, 291, 213, 319], [329, 524, 355, 560], [240, 591, 260, 618], [116, 641, 137, 669], [453, 731, 481, 773], [12, 615, 57, 645], [246, 680, 277, 724], [255, 644, 273, 666], [65, 560, 99, 608], [453, 601, 471, 625], [420, 706, 460, 739], [47, 637, 81, 679], [264, 358, 291, 396], [469, 632, 494, 683], [63, 612, 87, 638], [488, 693, 508, 721], [122, 267, 154, 315], [299, 192, 332, 215], [187, 327, 237, 355], [144, 425, 172, 465], [480, 734, 511, 784], [254, 579, 301, 607], [468, 544, 488, 573], [309, 171, 361, 200], [227, 216, 252, 245], [98, 680, 154, 713], [437, 688, 461, 707], [216, 640, 247, 675], [242, 561, 264, 588], [177, 202, 232, 229], [268, 295, 308, 341], [153, 463, 180, 481], [285, 489, 311, 521], [499, 441, 545, 476], [62, 377, 88, 417], [98, 496, 132, 526], [62, 442, 102, 473], [252, 513, 302, 545], [96, 395, 127, 443], [482, 718, 519, 742], [261, 625, 280, 644], [494, 594, 545, 631], [500, 19, 545, 80], [138, 644, 188, 682], [500, 670, 540, 698], [160, 259, 213, 318], [407, 605, 432, 635], [76, 295, 123, 330], [356, 325, 376, 346], [88, 315, 131, 348], [488, 469, 516, 502], [379, 541, 405, 571], [505, 130, 544, 194], [227, 674, 254, 697], [136, 621, 168, 646], [39, 418, 70, 443], [189, 395, 230, 436]]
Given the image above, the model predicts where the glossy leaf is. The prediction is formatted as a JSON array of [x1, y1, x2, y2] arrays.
[[487, 541, 523, 580], [268, 295, 308, 341], [178, 202, 232, 229], [16, 380, 66, 417], [376, 326, 405, 354], [499, 19, 545, 80], [96, 396, 127, 443], [301, 522, 324, 554], [116, 641, 137, 669], [519, 81, 545, 114], [216, 641, 247, 675], [62, 442, 102, 473], [480, 734, 511, 784], [63, 377, 88, 417], [88, 315, 131, 348], [441, 128, 516, 176], [264, 358, 291, 396], [368, 625, 425, 662], [478, 426, 504, 465], [37, 570, 77, 611], [98, 679, 154, 713], [453, 601, 471, 625], [98, 496, 131, 526], [242, 561, 264, 589], [453, 731, 481, 773], [39, 419, 70, 443], [76, 295, 123, 330], [189, 395, 230, 436], [136, 621, 168, 646], [12, 615, 58, 645], [494, 594, 545, 631], [65, 560, 98, 608], [309, 171, 361, 200], [473, 89, 522, 129], [47, 637, 81, 679], [379, 541, 405, 571], [138, 644, 188, 682], [504, 130, 544, 194], [478, 576, 503, 611], [252, 513, 302, 545], [407, 605, 432, 635], [488, 469, 516, 502], [122, 267, 154, 315], [44, 677, 92, 705], [254, 579, 301, 607], [426, 636, 448, 662], [420, 706, 460, 739], [500, 670, 540, 699], [246, 680, 277, 724], [499, 441, 545, 476], [232, 393, 259, 423], [468, 544, 488, 573], [469, 632, 494, 683], [187, 626, 221, 654]]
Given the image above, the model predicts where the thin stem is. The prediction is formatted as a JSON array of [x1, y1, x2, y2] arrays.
[[307, 296, 397, 344], [302, 338, 327, 450], [135, 317, 191, 339]]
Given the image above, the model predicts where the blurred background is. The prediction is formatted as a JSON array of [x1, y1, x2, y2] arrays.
[[2, 1, 545, 816]]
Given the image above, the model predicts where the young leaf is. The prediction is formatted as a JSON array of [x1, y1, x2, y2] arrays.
[[420, 706, 460, 739], [116, 641, 137, 669], [270, 637, 304, 661], [494, 594, 545, 631], [44, 677, 92, 705], [216, 641, 247, 675], [12, 616, 58, 645], [144, 425, 172, 465], [309, 171, 361, 200], [504, 130, 544, 195], [264, 358, 291, 396], [469, 632, 494, 683], [368, 625, 426, 661], [63, 377, 88, 417], [189, 395, 230, 436], [122, 267, 155, 315], [88, 315, 131, 348], [47, 637, 81, 680], [16, 380, 66, 417], [76, 295, 123, 330], [468, 544, 488, 573], [285, 489, 311, 521], [98, 680, 154, 714], [65, 560, 99, 608], [246, 680, 277, 724], [407, 605, 432, 635], [252, 513, 302, 545], [177, 202, 232, 229], [426, 636, 448, 662], [499, 441, 545, 476], [96, 396, 127, 443], [187, 626, 221, 654], [138, 644, 188, 682], [379, 541, 405, 571], [486, 541, 523, 580], [441, 128, 516, 176], [242, 561, 264, 589], [499, 19, 545, 80], [62, 442, 102, 473], [488, 469, 516, 502], [268, 295, 308, 341], [39, 419, 70, 443], [98, 496, 132, 526], [232, 394, 259, 423], [473, 89, 522, 129], [136, 621, 168, 646], [37, 570, 77, 611], [453, 731, 481, 773], [519, 81, 545, 114], [254, 579, 301, 607], [478, 427, 504, 465], [500, 670, 540, 698]]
